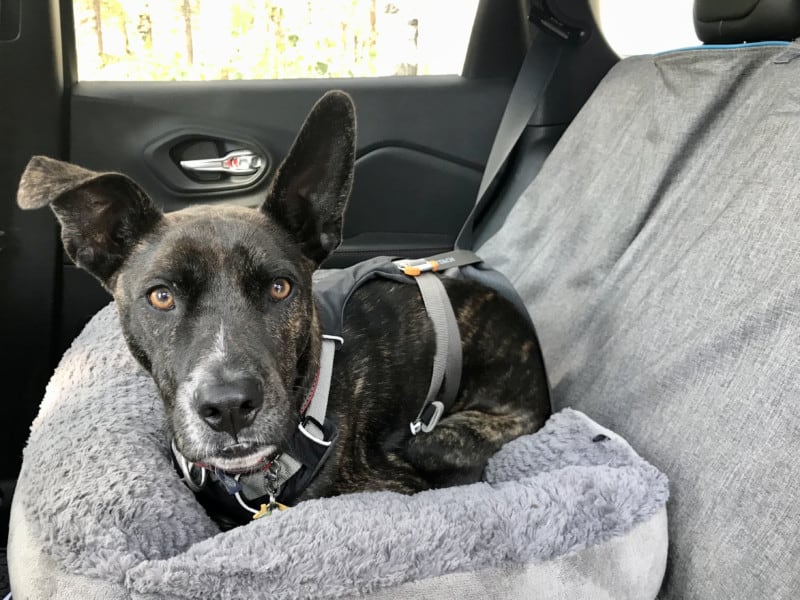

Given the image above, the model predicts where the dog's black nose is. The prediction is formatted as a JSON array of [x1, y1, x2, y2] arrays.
[[194, 379, 263, 438]]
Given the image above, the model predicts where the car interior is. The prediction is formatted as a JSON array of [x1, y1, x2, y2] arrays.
[[2, 0, 799, 598]]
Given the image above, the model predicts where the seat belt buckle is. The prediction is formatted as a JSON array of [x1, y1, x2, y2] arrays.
[[409, 401, 445, 435], [529, 1, 586, 44]]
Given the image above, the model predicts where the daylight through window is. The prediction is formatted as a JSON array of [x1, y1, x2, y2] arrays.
[[73, 0, 479, 81], [591, 0, 699, 56]]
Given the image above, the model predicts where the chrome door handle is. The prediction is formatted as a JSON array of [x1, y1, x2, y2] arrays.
[[180, 150, 265, 176]]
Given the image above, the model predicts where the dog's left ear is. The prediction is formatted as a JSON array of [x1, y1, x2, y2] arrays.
[[262, 90, 356, 265]]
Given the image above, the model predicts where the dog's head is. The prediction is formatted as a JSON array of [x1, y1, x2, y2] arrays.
[[17, 91, 356, 471]]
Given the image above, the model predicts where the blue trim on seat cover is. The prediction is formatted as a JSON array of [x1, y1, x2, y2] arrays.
[[657, 41, 790, 56]]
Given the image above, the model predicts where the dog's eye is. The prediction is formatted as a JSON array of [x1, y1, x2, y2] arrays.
[[269, 278, 292, 301], [147, 286, 176, 311]]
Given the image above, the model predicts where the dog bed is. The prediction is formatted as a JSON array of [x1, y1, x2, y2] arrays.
[[8, 303, 669, 599]]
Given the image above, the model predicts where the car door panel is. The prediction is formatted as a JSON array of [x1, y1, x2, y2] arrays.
[[70, 77, 510, 220]]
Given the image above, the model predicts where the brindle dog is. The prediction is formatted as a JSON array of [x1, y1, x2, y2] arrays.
[[16, 91, 550, 516]]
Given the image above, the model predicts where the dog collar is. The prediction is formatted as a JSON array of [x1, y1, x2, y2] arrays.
[[171, 335, 341, 524]]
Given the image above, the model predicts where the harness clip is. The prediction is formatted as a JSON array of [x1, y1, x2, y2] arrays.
[[409, 400, 445, 435], [395, 254, 462, 277], [394, 258, 439, 277]]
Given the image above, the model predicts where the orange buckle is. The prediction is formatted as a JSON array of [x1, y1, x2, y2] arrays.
[[396, 259, 439, 277]]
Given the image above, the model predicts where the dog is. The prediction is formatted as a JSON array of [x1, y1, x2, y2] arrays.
[[17, 91, 550, 524]]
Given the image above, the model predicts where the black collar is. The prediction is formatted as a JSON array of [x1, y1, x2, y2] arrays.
[[171, 415, 338, 526]]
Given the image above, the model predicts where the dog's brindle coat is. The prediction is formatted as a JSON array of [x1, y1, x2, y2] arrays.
[[17, 91, 550, 519]]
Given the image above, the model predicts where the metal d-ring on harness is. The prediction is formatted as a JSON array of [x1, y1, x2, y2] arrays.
[[172, 439, 206, 491]]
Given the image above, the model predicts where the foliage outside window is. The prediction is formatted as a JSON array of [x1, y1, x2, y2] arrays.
[[73, 0, 479, 81]]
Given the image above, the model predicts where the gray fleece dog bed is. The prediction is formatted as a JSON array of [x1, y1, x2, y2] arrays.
[[8, 303, 669, 599]]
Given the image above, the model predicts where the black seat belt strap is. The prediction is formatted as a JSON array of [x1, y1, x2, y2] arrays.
[[456, 31, 565, 250]]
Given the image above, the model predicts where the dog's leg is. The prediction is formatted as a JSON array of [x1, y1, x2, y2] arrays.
[[405, 409, 541, 486], [329, 448, 432, 497], [401, 283, 551, 488]]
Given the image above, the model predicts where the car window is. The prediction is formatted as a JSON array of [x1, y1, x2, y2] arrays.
[[591, 0, 700, 56], [72, 0, 480, 81]]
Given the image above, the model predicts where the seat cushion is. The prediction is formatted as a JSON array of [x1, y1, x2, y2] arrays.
[[477, 42, 800, 599], [8, 304, 668, 599]]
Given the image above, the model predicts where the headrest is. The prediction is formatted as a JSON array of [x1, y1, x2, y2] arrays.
[[694, 0, 800, 44]]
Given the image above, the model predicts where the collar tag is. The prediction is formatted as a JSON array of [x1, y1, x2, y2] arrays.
[[252, 498, 289, 520]]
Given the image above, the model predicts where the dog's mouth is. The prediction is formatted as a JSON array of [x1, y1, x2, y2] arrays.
[[199, 443, 279, 474]]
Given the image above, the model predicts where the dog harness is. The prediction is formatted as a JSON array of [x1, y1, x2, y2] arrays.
[[171, 250, 534, 525]]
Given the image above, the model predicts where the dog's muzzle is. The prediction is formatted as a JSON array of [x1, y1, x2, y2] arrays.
[[171, 337, 341, 524]]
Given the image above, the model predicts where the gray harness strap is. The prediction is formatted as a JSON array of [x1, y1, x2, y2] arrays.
[[408, 272, 462, 434], [394, 250, 483, 435], [309, 249, 482, 439], [268, 334, 340, 495], [301, 335, 340, 440]]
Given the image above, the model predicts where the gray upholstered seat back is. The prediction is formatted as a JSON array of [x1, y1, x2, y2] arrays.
[[477, 43, 800, 599]]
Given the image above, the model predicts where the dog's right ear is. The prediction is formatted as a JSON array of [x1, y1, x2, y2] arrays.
[[17, 156, 163, 288]]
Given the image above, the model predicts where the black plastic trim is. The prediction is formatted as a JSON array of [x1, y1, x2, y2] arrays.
[[463, 0, 529, 79], [0, 0, 21, 41], [0, 0, 65, 479]]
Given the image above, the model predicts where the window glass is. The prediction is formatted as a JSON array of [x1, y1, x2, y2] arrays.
[[73, 0, 479, 81], [591, 0, 700, 57]]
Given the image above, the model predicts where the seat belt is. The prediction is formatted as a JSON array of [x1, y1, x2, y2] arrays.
[[456, 26, 567, 250]]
